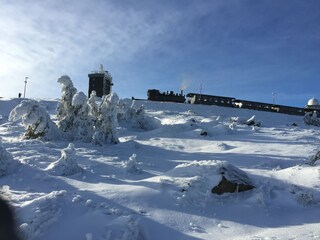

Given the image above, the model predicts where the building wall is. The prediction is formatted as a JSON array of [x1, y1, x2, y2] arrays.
[[88, 72, 113, 97]]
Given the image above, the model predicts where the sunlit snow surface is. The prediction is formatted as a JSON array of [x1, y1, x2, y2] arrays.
[[1, 98, 320, 240]]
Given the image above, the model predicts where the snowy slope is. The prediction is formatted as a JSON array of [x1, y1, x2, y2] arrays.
[[1, 98, 320, 240]]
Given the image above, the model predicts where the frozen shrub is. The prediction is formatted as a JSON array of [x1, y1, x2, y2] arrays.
[[0, 138, 15, 176], [92, 93, 119, 145], [304, 111, 320, 127], [56, 75, 77, 132], [9, 100, 59, 140], [119, 100, 160, 130], [309, 148, 320, 165], [122, 154, 142, 174], [46, 143, 82, 176], [296, 192, 315, 206], [57, 76, 95, 141]]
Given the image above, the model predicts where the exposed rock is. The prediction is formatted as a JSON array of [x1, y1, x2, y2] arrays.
[[246, 115, 261, 127], [211, 165, 255, 195], [212, 175, 254, 195], [200, 131, 208, 136], [161, 160, 255, 200]]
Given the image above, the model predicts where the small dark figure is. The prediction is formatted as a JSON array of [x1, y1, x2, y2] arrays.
[[18, 93, 21, 98], [0, 197, 21, 240]]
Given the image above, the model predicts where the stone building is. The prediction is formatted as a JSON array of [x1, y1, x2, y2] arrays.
[[88, 65, 113, 97]]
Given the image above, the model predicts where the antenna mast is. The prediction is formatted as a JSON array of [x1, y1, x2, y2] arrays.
[[100, 64, 104, 73], [23, 77, 29, 98]]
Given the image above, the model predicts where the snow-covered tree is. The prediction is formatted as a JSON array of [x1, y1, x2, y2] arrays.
[[56, 75, 77, 132], [71, 92, 94, 142], [309, 148, 320, 165], [93, 93, 119, 145], [46, 143, 82, 176], [9, 100, 59, 140], [0, 138, 15, 176], [118, 100, 160, 130], [122, 154, 143, 174], [304, 111, 320, 127], [87, 90, 99, 120]]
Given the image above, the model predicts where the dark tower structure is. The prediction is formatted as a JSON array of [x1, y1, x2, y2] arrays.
[[88, 64, 113, 97]]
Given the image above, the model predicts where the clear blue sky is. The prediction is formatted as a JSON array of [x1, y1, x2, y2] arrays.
[[1, 0, 319, 107]]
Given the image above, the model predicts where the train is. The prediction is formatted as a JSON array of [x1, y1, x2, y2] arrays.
[[147, 89, 186, 103], [147, 89, 319, 116]]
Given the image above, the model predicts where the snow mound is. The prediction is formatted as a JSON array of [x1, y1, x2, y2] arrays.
[[104, 216, 147, 240], [19, 190, 66, 240], [160, 160, 254, 206], [0, 138, 18, 176], [46, 143, 82, 176]]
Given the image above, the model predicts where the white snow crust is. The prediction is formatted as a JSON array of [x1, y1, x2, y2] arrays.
[[1, 98, 320, 240]]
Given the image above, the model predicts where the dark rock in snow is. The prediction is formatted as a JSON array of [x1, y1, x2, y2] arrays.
[[246, 115, 261, 127], [212, 176, 254, 194], [164, 160, 255, 197], [200, 131, 208, 136], [211, 165, 255, 195], [246, 120, 255, 126], [247, 120, 261, 127]]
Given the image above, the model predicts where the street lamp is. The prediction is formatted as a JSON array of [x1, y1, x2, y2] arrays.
[[23, 77, 29, 98]]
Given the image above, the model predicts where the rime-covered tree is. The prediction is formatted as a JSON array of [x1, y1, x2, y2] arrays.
[[87, 90, 100, 122], [309, 148, 320, 165], [9, 100, 59, 140], [56, 75, 77, 132], [304, 111, 320, 127], [118, 100, 160, 130], [122, 153, 143, 174], [46, 143, 82, 176], [71, 92, 94, 142], [93, 93, 119, 145]]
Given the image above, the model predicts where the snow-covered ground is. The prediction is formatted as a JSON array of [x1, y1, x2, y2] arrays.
[[1, 97, 320, 240]]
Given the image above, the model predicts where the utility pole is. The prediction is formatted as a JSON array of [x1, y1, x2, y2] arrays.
[[272, 92, 276, 105], [23, 77, 29, 98], [199, 83, 202, 102]]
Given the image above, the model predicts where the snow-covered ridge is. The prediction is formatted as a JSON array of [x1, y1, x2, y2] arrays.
[[1, 97, 320, 240]]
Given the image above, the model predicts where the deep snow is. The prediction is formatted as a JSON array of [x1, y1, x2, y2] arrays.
[[1, 97, 320, 240]]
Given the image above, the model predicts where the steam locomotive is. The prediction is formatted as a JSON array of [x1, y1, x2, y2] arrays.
[[147, 89, 186, 103]]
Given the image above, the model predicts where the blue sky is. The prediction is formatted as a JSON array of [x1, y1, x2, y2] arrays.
[[0, 0, 319, 107]]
